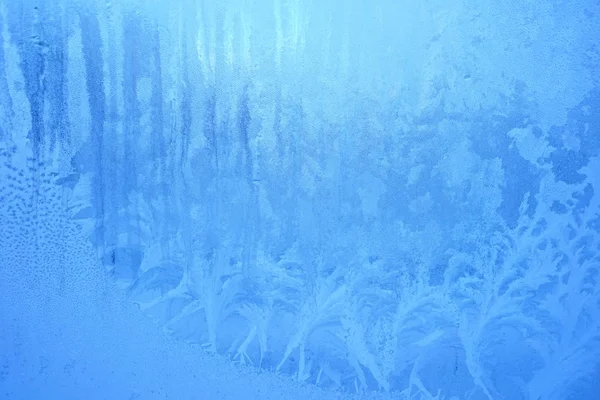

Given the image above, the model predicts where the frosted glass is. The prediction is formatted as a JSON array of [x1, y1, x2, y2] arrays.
[[1, 1, 599, 399]]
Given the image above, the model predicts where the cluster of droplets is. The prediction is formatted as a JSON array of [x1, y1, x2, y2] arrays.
[[0, 143, 94, 299]]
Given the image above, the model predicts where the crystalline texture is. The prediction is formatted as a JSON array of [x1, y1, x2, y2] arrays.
[[1, 0, 599, 399]]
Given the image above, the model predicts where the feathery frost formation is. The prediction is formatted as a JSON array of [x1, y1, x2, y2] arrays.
[[1, 0, 599, 398]]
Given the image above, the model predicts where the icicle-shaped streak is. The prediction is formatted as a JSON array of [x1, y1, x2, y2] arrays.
[[274, 0, 283, 71], [238, 5, 251, 72], [195, 1, 211, 84], [196, 1, 217, 86], [0, 2, 31, 149], [0, 6, 13, 141], [5, 3, 47, 158], [288, 0, 306, 63], [223, 6, 235, 70]]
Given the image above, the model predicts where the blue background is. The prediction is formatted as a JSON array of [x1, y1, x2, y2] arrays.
[[1, 1, 599, 399]]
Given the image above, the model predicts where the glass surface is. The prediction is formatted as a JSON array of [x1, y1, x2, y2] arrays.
[[1, 1, 599, 399]]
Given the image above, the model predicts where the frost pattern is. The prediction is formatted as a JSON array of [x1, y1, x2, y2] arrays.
[[1, 0, 599, 398]]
